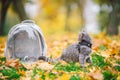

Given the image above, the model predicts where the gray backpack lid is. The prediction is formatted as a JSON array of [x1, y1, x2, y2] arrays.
[[4, 20, 47, 61]]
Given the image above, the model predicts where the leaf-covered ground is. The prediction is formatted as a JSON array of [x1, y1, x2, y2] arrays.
[[0, 33, 120, 80]]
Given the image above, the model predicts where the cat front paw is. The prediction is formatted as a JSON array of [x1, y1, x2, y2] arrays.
[[80, 63, 84, 67]]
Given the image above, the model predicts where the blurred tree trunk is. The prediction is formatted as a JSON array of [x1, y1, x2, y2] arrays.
[[65, 0, 71, 31], [107, 0, 120, 35], [0, 0, 12, 35], [0, 0, 28, 36], [76, 0, 85, 26], [64, 0, 86, 31], [12, 0, 28, 21]]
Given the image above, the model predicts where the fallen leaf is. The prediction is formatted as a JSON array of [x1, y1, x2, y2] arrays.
[[5, 59, 20, 67], [87, 69, 103, 80], [37, 62, 54, 70]]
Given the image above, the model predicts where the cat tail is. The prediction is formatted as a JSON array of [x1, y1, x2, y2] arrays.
[[38, 56, 61, 64]]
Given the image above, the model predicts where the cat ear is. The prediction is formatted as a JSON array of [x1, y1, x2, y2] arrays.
[[81, 29, 92, 44], [81, 29, 88, 35], [78, 31, 85, 42]]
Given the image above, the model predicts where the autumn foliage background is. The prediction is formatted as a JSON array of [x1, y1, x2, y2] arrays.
[[0, 33, 120, 80], [0, 0, 120, 80]]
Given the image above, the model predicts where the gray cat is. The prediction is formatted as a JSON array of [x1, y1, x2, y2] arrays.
[[39, 30, 92, 67]]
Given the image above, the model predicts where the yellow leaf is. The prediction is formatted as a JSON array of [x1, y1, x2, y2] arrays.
[[18, 69, 26, 76], [57, 73, 71, 80]]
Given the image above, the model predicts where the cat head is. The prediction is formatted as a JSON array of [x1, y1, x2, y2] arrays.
[[78, 30, 92, 44]]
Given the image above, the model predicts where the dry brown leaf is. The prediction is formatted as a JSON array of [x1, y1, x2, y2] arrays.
[[37, 62, 54, 70], [22, 61, 54, 70], [87, 69, 103, 80], [0, 48, 4, 53], [100, 50, 110, 58], [114, 55, 120, 60], [20, 77, 31, 80], [5, 59, 20, 67], [22, 62, 36, 70]]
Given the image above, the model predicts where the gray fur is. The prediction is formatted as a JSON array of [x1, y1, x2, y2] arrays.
[[60, 30, 92, 66], [61, 44, 92, 67], [39, 30, 92, 67], [4, 20, 47, 62]]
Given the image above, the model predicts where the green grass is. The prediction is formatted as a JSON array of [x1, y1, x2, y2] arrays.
[[0, 68, 20, 80], [69, 74, 81, 80], [32, 68, 45, 80], [54, 62, 80, 72], [102, 70, 118, 80], [48, 72, 57, 79], [99, 45, 107, 51], [91, 53, 109, 69]]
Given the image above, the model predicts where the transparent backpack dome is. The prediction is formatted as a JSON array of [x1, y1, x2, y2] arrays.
[[4, 20, 47, 62]]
